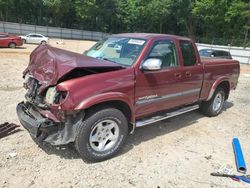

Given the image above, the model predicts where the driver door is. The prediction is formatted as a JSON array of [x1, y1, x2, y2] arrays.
[[135, 39, 185, 118]]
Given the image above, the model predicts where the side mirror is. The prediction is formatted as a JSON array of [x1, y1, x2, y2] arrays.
[[141, 58, 162, 71]]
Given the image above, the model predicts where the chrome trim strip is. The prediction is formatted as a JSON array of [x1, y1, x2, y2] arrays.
[[136, 88, 200, 105], [136, 105, 199, 127]]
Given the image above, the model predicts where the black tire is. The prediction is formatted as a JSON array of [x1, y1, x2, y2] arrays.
[[22, 39, 26, 44], [8, 42, 16, 48], [41, 41, 46, 45], [200, 87, 225, 117], [75, 107, 128, 162]]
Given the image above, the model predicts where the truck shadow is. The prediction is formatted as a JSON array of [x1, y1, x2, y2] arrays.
[[119, 101, 234, 157], [36, 142, 79, 159], [37, 101, 234, 160]]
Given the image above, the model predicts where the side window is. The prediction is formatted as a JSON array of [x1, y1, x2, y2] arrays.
[[216, 51, 223, 57], [212, 51, 219, 57], [223, 51, 229, 57], [210, 52, 215, 57], [148, 40, 178, 68], [0, 34, 7, 38], [180, 40, 196, 66], [226, 52, 231, 58]]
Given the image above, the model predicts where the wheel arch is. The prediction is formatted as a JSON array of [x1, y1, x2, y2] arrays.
[[8, 42, 16, 48], [74, 93, 135, 132], [206, 78, 230, 101]]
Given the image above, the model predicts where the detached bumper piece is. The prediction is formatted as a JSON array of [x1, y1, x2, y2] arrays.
[[16, 102, 48, 138], [0, 122, 20, 139], [16, 102, 82, 146]]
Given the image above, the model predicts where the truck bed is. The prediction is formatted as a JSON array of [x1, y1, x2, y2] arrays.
[[200, 57, 240, 100]]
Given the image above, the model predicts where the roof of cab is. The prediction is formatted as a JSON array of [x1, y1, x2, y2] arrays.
[[112, 33, 191, 41]]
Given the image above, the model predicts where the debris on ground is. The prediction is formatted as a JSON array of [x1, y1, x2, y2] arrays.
[[55, 40, 65, 45], [204, 155, 212, 160], [7, 152, 17, 159], [232, 137, 247, 173], [0, 122, 20, 139], [211, 172, 250, 184], [217, 165, 234, 175]]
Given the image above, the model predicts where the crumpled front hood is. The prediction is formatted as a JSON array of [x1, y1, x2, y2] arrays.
[[24, 45, 123, 92]]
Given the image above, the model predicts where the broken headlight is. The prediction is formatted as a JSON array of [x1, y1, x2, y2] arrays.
[[45, 87, 67, 105], [45, 87, 57, 104]]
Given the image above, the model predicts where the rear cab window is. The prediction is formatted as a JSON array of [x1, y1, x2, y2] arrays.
[[180, 40, 197, 66]]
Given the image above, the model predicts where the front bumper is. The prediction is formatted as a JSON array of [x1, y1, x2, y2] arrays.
[[16, 102, 52, 138], [16, 102, 82, 145]]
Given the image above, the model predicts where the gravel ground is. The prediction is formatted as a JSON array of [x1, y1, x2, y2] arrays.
[[0, 39, 250, 188]]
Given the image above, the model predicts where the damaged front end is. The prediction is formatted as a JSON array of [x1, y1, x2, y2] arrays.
[[16, 101, 84, 145], [17, 75, 84, 145], [17, 45, 124, 145]]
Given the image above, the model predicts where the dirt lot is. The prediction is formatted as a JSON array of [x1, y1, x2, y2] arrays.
[[0, 39, 250, 188]]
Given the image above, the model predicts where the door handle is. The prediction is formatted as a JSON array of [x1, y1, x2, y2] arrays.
[[174, 73, 182, 78], [185, 71, 192, 78]]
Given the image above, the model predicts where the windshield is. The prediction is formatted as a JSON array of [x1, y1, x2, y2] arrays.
[[84, 37, 146, 66]]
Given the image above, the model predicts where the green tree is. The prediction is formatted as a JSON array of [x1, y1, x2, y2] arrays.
[[0, 0, 248, 46], [43, 0, 74, 26], [226, 0, 250, 46]]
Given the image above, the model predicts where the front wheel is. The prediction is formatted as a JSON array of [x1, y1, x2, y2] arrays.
[[75, 107, 128, 162], [8, 42, 16, 48], [200, 87, 225, 117]]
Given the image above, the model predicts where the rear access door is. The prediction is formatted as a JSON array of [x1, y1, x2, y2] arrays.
[[178, 40, 203, 104]]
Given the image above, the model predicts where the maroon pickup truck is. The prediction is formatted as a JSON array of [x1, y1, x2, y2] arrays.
[[17, 33, 240, 162]]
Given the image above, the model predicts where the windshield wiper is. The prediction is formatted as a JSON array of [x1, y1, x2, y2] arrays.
[[96, 57, 126, 68], [102, 57, 117, 64]]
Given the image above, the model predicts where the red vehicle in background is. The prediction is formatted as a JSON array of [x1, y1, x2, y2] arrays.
[[0, 32, 23, 48]]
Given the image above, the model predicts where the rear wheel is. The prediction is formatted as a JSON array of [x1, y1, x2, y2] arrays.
[[75, 107, 128, 162], [8, 42, 16, 48], [200, 87, 225, 117]]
